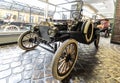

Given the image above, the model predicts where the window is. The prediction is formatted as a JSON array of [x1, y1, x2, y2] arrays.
[[31, 16, 34, 23], [38, 17, 41, 23], [4, 13, 12, 22], [18, 15, 25, 22]]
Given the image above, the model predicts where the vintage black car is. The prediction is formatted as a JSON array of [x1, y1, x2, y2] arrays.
[[18, 1, 100, 80]]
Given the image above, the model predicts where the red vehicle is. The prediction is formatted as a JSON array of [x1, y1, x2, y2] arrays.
[[96, 19, 110, 37]]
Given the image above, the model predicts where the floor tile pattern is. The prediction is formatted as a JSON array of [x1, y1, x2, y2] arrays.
[[0, 37, 120, 83]]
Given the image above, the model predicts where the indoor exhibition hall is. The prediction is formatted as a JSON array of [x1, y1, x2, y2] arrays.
[[0, 0, 120, 83]]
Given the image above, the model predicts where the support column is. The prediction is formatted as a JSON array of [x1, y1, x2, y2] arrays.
[[44, 0, 48, 20], [17, 11, 19, 21], [29, 7, 32, 23], [111, 0, 120, 44]]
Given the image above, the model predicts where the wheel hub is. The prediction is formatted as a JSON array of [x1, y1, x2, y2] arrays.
[[66, 54, 71, 62], [29, 38, 35, 43]]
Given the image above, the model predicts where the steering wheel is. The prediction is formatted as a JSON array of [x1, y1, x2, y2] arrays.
[[71, 11, 80, 19]]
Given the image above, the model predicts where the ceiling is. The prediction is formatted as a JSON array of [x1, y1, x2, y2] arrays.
[[0, 0, 116, 19], [84, 0, 115, 18], [48, 0, 116, 19]]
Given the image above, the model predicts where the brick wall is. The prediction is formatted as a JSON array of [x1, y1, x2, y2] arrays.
[[111, 0, 120, 44]]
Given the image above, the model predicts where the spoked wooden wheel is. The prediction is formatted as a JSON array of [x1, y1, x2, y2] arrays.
[[52, 39, 78, 80], [18, 31, 39, 50], [4, 25, 20, 31]]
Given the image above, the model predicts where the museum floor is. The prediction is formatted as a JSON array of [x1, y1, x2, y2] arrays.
[[0, 36, 120, 83]]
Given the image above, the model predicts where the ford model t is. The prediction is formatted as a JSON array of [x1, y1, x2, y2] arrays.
[[18, 1, 100, 80]]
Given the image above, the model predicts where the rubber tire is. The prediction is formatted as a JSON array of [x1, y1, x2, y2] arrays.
[[82, 20, 94, 43], [18, 31, 39, 50], [94, 35, 100, 48], [52, 39, 78, 80]]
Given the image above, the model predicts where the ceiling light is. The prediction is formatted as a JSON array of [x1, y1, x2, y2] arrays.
[[99, 6, 107, 9], [93, 2, 105, 6]]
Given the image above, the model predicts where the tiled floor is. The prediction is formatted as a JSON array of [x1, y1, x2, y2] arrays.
[[0, 37, 120, 83]]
